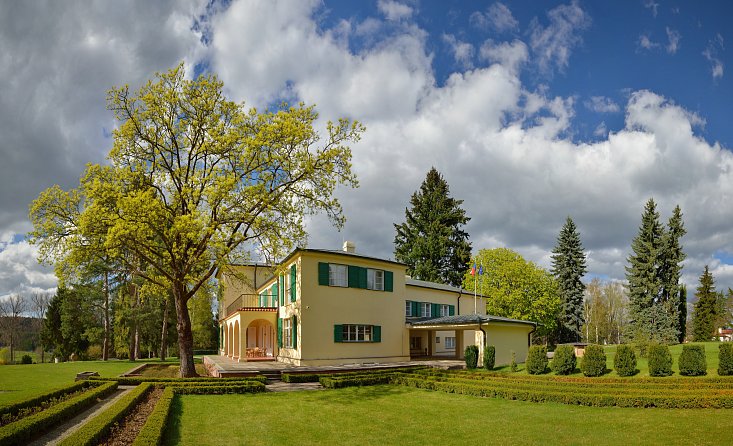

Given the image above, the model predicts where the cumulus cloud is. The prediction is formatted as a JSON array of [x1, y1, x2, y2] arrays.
[[377, 0, 413, 21], [528, 1, 591, 75], [593, 121, 608, 137], [666, 27, 681, 54], [585, 96, 621, 113], [442, 34, 475, 69], [479, 40, 528, 73], [0, 238, 56, 299], [470, 2, 519, 33]]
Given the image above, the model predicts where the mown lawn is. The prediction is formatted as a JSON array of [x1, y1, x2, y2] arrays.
[[164, 385, 733, 446], [0, 360, 145, 405]]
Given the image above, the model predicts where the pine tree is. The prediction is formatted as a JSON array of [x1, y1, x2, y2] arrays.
[[625, 198, 677, 343], [658, 205, 686, 341], [678, 284, 687, 343], [551, 217, 587, 343], [692, 266, 717, 342], [394, 167, 471, 287]]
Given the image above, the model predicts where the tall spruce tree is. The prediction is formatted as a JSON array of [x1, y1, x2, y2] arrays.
[[625, 198, 677, 343], [658, 205, 686, 340], [692, 266, 718, 341], [677, 284, 687, 343], [394, 167, 471, 287], [551, 217, 587, 343]]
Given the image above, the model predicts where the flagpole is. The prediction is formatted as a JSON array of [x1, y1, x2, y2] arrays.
[[473, 262, 477, 314]]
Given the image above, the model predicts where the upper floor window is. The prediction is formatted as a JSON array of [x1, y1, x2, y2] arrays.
[[440, 304, 451, 317], [405, 301, 412, 317], [367, 269, 384, 290], [329, 264, 348, 287], [420, 302, 431, 317]]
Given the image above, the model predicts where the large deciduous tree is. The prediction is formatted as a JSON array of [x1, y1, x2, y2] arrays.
[[691, 266, 718, 341], [551, 217, 587, 343], [29, 63, 362, 376], [394, 167, 471, 287], [465, 248, 560, 339]]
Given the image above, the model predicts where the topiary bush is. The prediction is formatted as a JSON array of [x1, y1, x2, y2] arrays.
[[580, 344, 607, 377], [483, 345, 496, 370], [526, 345, 548, 375], [719, 343, 733, 376], [551, 345, 576, 375], [20, 355, 33, 364], [648, 344, 673, 377], [510, 351, 518, 372], [678, 344, 707, 376], [464, 345, 479, 369], [613, 344, 637, 377]]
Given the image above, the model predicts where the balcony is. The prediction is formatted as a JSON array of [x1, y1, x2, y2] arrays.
[[224, 293, 278, 318]]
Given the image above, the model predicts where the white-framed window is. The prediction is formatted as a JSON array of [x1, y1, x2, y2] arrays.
[[405, 301, 412, 317], [367, 269, 384, 290], [420, 302, 431, 317], [283, 318, 292, 347], [329, 264, 348, 287], [445, 337, 456, 349], [342, 324, 372, 342], [440, 304, 451, 317]]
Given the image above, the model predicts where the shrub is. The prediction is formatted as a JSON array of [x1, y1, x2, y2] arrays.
[[132, 387, 175, 446], [613, 344, 637, 377], [464, 345, 479, 369], [483, 345, 496, 370], [526, 346, 548, 375], [551, 345, 576, 375], [510, 351, 517, 372], [580, 344, 606, 377], [20, 355, 33, 365], [282, 374, 321, 383], [678, 344, 707, 376], [719, 343, 733, 376], [0, 348, 9, 365], [648, 344, 673, 377], [0, 381, 90, 421], [636, 341, 649, 358], [85, 345, 103, 360]]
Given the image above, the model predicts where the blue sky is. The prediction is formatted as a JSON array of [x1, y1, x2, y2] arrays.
[[0, 0, 731, 299]]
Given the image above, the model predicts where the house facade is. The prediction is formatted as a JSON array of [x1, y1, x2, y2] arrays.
[[218, 242, 536, 366]]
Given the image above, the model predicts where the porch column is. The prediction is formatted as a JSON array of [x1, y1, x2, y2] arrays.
[[455, 330, 464, 359], [427, 330, 433, 357]]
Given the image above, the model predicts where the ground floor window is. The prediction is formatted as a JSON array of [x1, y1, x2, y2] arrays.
[[283, 318, 292, 347], [445, 337, 456, 349], [343, 324, 372, 342], [410, 336, 422, 350]]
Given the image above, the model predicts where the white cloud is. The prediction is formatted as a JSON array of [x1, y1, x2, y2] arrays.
[[470, 2, 519, 33], [638, 33, 659, 51], [528, 1, 591, 75], [585, 96, 620, 113], [442, 34, 475, 69], [703, 36, 725, 80], [0, 237, 56, 299], [666, 27, 681, 54], [479, 40, 528, 74], [377, 0, 413, 21], [644, 0, 659, 17], [593, 121, 608, 137]]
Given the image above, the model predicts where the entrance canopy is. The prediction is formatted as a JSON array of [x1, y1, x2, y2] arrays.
[[407, 314, 537, 330]]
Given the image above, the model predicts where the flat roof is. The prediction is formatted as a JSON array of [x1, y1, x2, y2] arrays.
[[408, 313, 537, 328]]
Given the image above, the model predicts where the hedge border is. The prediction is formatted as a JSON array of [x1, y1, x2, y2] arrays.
[[132, 387, 175, 446], [0, 381, 118, 446], [88, 376, 268, 385], [0, 380, 91, 420]]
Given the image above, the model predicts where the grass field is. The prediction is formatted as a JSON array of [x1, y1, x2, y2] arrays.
[[164, 385, 733, 446]]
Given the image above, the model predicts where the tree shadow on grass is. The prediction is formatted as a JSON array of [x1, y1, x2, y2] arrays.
[[162, 396, 183, 446]]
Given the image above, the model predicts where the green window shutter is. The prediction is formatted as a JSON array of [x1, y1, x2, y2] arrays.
[[279, 275, 284, 303], [277, 318, 283, 347], [318, 262, 330, 286], [449, 305, 455, 316], [359, 267, 367, 289], [373, 325, 381, 343], [272, 283, 278, 307], [348, 265, 360, 288], [411, 301, 419, 317], [292, 316, 298, 349], [431, 303, 440, 318], [259, 292, 264, 307], [384, 271, 393, 292], [290, 264, 297, 302], [334, 325, 343, 342]]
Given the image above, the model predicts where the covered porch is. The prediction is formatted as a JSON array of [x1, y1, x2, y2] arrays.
[[220, 307, 278, 362]]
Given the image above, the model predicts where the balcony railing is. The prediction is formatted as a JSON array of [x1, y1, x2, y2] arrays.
[[224, 293, 278, 317]]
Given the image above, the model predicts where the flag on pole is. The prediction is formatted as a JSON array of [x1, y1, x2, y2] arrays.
[[478, 264, 483, 275], [470, 262, 476, 276]]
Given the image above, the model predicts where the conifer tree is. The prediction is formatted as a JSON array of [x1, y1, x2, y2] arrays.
[[394, 167, 471, 287], [677, 284, 687, 343], [692, 266, 717, 341], [551, 217, 587, 343], [659, 205, 686, 340]]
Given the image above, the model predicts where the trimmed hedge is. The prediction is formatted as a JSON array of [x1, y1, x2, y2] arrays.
[[551, 345, 576, 375], [719, 343, 733, 376], [483, 345, 496, 370], [89, 375, 268, 385], [170, 383, 265, 394], [282, 366, 428, 384], [678, 344, 707, 376], [132, 387, 175, 446], [580, 344, 607, 377], [526, 346, 549, 375], [465, 345, 479, 369], [648, 344, 673, 377], [58, 383, 154, 446], [282, 374, 321, 383], [0, 381, 117, 446], [0, 380, 90, 421], [614, 344, 637, 377]]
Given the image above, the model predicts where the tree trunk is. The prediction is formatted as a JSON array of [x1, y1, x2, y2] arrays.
[[102, 271, 110, 361], [174, 285, 197, 377], [160, 296, 170, 361]]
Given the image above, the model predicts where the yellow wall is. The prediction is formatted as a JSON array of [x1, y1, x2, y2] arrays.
[[219, 265, 274, 318], [485, 323, 533, 365]]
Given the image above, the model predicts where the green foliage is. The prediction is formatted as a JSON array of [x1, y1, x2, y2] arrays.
[[464, 345, 479, 369], [660, 205, 686, 342], [580, 344, 607, 377], [19, 355, 32, 365], [0, 381, 89, 421], [678, 285, 688, 343], [483, 345, 496, 370], [692, 266, 718, 342], [393, 167, 471, 287], [718, 343, 733, 376], [29, 63, 363, 377], [551, 217, 587, 343], [526, 346, 549, 375], [188, 288, 218, 350], [551, 345, 576, 375], [465, 248, 560, 338], [510, 351, 518, 372], [132, 387, 174, 446], [678, 344, 707, 376], [89, 375, 267, 385], [648, 344, 673, 377], [613, 344, 637, 377], [582, 279, 627, 345], [282, 374, 321, 383]]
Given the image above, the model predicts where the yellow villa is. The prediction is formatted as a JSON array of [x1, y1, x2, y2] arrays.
[[218, 241, 536, 367]]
